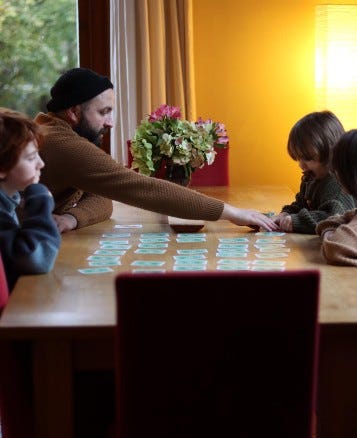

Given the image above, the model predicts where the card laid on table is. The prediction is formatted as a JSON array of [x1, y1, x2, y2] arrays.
[[135, 249, 167, 255], [177, 249, 208, 254], [99, 240, 129, 245], [219, 237, 249, 243], [94, 250, 126, 256], [255, 252, 289, 259], [102, 233, 131, 238], [139, 237, 170, 243], [251, 266, 285, 272], [131, 260, 166, 267], [217, 265, 251, 271], [218, 243, 249, 249], [216, 252, 248, 258], [78, 267, 114, 274], [87, 255, 121, 262], [140, 233, 170, 238], [132, 269, 167, 274], [138, 243, 168, 248], [100, 243, 131, 249], [217, 259, 251, 265], [256, 238, 286, 244], [258, 247, 290, 253], [253, 260, 286, 266], [173, 255, 206, 260], [174, 259, 208, 266], [115, 224, 142, 228], [89, 260, 121, 267], [174, 264, 208, 270]]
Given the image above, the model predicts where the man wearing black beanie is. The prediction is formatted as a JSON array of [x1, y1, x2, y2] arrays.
[[34, 67, 276, 233], [47, 68, 114, 113]]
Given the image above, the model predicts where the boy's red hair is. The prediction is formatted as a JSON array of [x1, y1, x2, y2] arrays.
[[0, 108, 43, 173]]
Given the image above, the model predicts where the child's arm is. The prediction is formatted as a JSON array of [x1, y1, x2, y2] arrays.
[[316, 210, 357, 266], [281, 191, 306, 215], [0, 184, 61, 281], [280, 177, 356, 234], [274, 181, 308, 232]]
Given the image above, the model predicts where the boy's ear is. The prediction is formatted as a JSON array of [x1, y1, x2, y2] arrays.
[[64, 105, 82, 127], [0, 170, 7, 180]]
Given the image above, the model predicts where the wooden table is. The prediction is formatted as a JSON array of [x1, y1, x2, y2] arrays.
[[0, 186, 356, 438]]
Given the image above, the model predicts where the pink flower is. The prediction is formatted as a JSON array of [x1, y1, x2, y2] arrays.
[[195, 118, 229, 146], [215, 136, 229, 145], [214, 122, 229, 145], [149, 104, 181, 121], [196, 117, 212, 126]]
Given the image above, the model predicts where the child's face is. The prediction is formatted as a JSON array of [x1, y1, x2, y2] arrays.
[[297, 158, 328, 180], [0, 140, 44, 196]]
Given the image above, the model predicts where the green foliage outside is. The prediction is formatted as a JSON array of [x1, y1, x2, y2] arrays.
[[0, 0, 78, 118]]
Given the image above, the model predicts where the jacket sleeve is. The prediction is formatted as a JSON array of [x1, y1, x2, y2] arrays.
[[281, 177, 307, 215], [283, 177, 356, 234], [36, 115, 225, 227], [316, 210, 357, 266], [281, 191, 306, 215], [289, 198, 354, 234], [0, 184, 61, 277], [57, 192, 113, 229]]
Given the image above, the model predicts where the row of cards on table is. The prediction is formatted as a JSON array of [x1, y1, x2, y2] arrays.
[[78, 224, 289, 275]]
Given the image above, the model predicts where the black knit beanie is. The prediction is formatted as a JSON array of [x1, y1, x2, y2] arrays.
[[46, 68, 114, 112]]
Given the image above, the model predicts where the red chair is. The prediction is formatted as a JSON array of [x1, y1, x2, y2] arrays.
[[0, 253, 34, 438], [0, 253, 9, 312], [190, 146, 229, 186], [114, 270, 320, 438]]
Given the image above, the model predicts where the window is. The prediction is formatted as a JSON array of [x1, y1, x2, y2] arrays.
[[0, 0, 78, 118]]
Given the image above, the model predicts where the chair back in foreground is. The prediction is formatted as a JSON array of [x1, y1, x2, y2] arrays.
[[115, 270, 320, 438], [0, 253, 9, 312], [0, 253, 34, 438]]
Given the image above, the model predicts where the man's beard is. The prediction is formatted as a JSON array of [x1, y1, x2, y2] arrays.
[[74, 116, 106, 147]]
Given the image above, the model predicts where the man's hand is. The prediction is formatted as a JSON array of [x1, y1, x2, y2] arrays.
[[220, 204, 279, 231], [52, 213, 78, 233]]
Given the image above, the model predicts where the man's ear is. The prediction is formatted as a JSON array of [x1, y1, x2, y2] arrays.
[[64, 105, 82, 127]]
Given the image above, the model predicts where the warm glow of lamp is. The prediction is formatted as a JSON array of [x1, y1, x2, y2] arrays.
[[315, 5, 357, 129]]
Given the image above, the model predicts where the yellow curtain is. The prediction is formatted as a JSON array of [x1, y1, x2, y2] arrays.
[[136, 0, 196, 120]]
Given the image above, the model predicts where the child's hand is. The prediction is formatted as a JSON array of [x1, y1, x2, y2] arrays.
[[271, 212, 293, 232], [278, 214, 293, 232]]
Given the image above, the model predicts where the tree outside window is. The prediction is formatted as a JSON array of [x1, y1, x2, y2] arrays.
[[0, 0, 78, 118]]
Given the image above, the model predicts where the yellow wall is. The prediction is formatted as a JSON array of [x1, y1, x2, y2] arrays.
[[193, 0, 357, 192]]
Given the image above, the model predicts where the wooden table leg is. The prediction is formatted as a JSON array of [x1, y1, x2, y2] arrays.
[[318, 327, 357, 437], [33, 340, 74, 438]]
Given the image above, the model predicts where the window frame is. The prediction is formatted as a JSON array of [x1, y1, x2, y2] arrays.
[[78, 0, 111, 153]]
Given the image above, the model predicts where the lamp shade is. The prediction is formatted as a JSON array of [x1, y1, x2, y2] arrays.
[[315, 5, 357, 130]]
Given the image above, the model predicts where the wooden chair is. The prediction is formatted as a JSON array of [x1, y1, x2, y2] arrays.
[[114, 270, 320, 438]]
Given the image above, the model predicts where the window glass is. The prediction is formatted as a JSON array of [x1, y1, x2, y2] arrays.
[[0, 0, 78, 117]]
